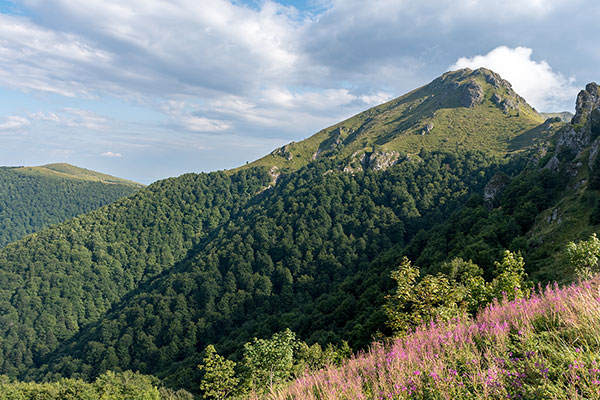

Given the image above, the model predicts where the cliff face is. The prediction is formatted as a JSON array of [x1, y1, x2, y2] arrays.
[[544, 83, 600, 172]]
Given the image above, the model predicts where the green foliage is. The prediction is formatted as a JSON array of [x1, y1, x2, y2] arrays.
[[21, 151, 501, 393], [242, 329, 299, 393], [94, 370, 160, 400], [491, 250, 530, 300], [403, 167, 565, 281], [199, 345, 238, 400], [384, 257, 483, 334], [0, 370, 182, 399], [0, 166, 139, 247], [566, 233, 600, 278], [385, 251, 531, 335], [0, 168, 271, 380]]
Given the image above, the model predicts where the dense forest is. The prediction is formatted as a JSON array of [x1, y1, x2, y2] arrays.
[[32, 151, 512, 391], [0, 170, 271, 378], [0, 166, 140, 247]]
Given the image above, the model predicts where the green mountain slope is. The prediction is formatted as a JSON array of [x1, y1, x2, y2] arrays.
[[35, 151, 503, 391], [239, 68, 545, 174], [0, 164, 142, 247], [0, 68, 592, 397], [0, 169, 271, 378]]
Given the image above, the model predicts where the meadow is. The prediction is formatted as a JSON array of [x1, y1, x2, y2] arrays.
[[261, 277, 600, 400]]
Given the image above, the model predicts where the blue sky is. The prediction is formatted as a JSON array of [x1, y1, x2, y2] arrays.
[[0, 0, 598, 183]]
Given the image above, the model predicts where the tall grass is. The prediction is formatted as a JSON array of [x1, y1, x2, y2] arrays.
[[259, 278, 600, 399]]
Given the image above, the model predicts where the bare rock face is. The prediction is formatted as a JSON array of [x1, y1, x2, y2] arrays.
[[367, 151, 401, 171], [484, 172, 511, 209], [482, 69, 512, 89], [491, 91, 520, 114], [343, 150, 402, 173], [421, 123, 434, 135], [461, 81, 484, 108], [272, 142, 295, 160], [543, 155, 560, 172], [553, 83, 600, 160], [572, 83, 600, 126]]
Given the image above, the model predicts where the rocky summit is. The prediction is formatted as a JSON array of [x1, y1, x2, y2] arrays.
[[241, 68, 547, 175]]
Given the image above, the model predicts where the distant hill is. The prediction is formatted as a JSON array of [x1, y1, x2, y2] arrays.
[[0, 164, 142, 247], [15, 163, 144, 187], [540, 111, 574, 122]]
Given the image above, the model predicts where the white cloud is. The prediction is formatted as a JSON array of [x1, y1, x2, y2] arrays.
[[450, 46, 579, 111], [101, 151, 122, 157], [179, 116, 230, 132], [0, 116, 30, 130], [30, 109, 107, 130], [160, 100, 230, 132]]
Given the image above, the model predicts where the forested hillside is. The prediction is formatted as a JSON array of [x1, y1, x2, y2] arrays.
[[35, 150, 505, 391], [0, 169, 271, 378], [1, 69, 600, 398], [0, 164, 142, 247]]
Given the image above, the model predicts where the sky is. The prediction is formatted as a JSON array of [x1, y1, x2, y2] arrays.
[[0, 0, 599, 183]]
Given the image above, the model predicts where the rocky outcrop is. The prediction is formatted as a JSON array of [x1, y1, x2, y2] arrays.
[[421, 123, 434, 135], [550, 83, 600, 164], [543, 155, 560, 172], [343, 150, 402, 173], [368, 151, 401, 170], [461, 81, 484, 108], [479, 68, 512, 89], [484, 172, 510, 209], [491, 91, 522, 114], [572, 83, 600, 126], [272, 142, 295, 160]]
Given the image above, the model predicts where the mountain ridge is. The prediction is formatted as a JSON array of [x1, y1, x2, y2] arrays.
[[0, 164, 142, 248], [13, 163, 144, 187], [238, 68, 550, 175]]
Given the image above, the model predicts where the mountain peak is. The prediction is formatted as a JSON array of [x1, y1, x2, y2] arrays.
[[240, 68, 545, 174], [572, 82, 600, 126]]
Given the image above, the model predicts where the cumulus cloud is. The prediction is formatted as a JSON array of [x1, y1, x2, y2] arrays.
[[450, 46, 579, 111], [101, 151, 122, 157], [0, 116, 31, 130]]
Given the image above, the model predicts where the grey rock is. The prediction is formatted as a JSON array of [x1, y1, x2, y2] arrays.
[[461, 81, 484, 108], [272, 142, 295, 160], [484, 172, 510, 209], [543, 155, 560, 171], [368, 151, 401, 171], [421, 123, 434, 135]]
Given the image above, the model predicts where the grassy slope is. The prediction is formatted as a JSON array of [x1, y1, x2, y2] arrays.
[[15, 163, 144, 187], [237, 68, 545, 174], [263, 277, 600, 400], [526, 146, 600, 281]]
